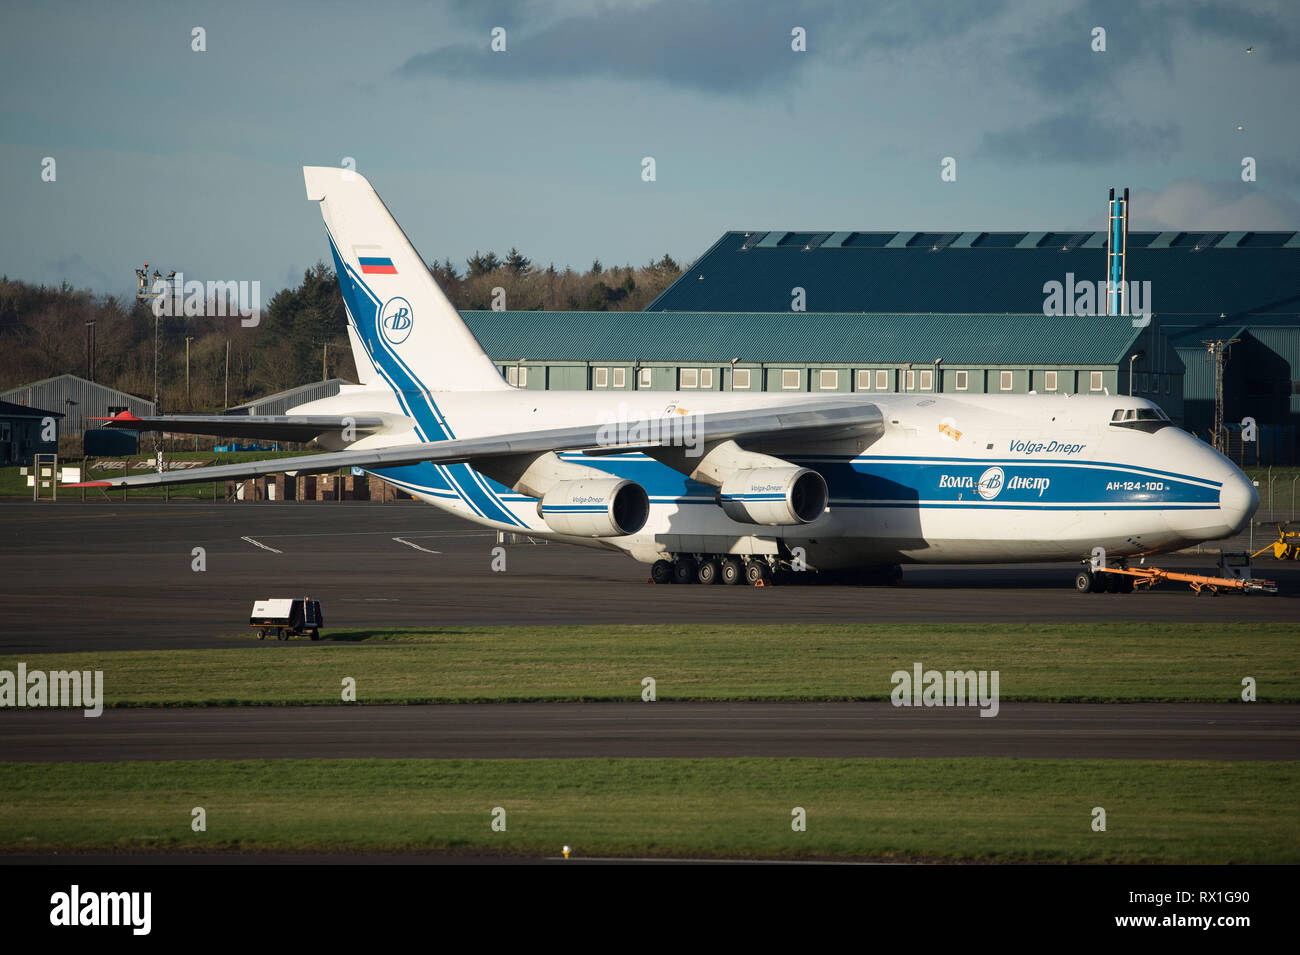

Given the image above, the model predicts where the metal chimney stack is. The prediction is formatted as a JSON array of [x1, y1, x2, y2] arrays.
[[1106, 188, 1129, 316]]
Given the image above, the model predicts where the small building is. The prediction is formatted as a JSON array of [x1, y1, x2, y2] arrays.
[[0, 375, 154, 438], [0, 399, 63, 465]]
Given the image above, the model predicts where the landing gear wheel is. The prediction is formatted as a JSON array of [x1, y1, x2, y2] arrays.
[[744, 560, 771, 586], [1105, 573, 1123, 594], [720, 558, 743, 585], [650, 559, 674, 585], [1074, 570, 1095, 593], [697, 559, 721, 585], [672, 557, 698, 585]]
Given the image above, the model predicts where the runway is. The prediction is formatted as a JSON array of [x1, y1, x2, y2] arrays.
[[1, 501, 1295, 653], [3, 702, 1295, 761]]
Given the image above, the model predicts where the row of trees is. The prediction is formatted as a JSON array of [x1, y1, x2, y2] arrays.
[[0, 251, 682, 412]]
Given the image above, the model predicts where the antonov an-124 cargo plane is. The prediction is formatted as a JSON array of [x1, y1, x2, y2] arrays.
[[73, 167, 1258, 589]]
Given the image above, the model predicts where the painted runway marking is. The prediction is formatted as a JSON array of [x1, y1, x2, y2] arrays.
[[393, 537, 441, 554], [240, 536, 283, 554]]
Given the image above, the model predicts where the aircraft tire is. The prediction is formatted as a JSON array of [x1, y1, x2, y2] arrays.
[[672, 557, 698, 585], [720, 557, 743, 585], [650, 559, 674, 585], [697, 559, 721, 585], [744, 559, 770, 586]]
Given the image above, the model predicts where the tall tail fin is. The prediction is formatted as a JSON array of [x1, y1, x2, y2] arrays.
[[304, 166, 508, 393]]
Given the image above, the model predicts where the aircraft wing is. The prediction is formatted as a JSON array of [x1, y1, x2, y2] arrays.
[[66, 398, 881, 489], [89, 411, 398, 443]]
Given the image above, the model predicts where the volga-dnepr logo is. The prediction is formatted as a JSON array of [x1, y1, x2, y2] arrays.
[[976, 466, 1005, 500], [380, 296, 413, 345]]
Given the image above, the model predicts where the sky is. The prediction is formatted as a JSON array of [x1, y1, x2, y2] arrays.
[[2, 0, 1298, 299]]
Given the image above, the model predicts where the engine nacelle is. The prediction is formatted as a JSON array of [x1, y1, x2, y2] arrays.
[[538, 479, 650, 538], [719, 467, 828, 525]]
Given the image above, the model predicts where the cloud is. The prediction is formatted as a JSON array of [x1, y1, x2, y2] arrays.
[[1083, 177, 1300, 230], [398, 0, 1004, 94], [1132, 178, 1300, 229], [1011, 0, 1300, 98], [979, 111, 1180, 163]]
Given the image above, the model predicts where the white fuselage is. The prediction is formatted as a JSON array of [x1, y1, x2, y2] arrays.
[[293, 385, 1257, 569]]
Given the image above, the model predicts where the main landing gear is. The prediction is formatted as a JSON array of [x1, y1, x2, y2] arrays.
[[652, 555, 770, 586], [649, 555, 903, 587]]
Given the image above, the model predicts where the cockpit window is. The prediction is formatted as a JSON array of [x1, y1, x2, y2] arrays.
[[1109, 406, 1171, 432]]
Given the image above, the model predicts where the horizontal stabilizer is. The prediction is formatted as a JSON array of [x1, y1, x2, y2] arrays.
[[91, 411, 399, 443]]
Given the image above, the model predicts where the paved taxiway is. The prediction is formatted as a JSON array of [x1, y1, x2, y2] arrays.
[[2, 702, 1295, 761], [1, 501, 1295, 654]]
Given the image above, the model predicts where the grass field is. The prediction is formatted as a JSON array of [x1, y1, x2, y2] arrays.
[[3, 622, 1296, 705], [1, 757, 1294, 862]]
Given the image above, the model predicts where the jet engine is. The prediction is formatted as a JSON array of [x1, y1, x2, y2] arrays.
[[719, 467, 828, 525], [538, 479, 650, 537]]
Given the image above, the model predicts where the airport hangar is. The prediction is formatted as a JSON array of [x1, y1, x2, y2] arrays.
[[460, 228, 1300, 465]]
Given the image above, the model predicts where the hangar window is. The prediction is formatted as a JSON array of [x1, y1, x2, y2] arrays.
[[612, 368, 626, 388], [1139, 373, 1148, 392], [919, 369, 933, 390], [700, 368, 713, 389], [1000, 371, 1013, 391], [782, 369, 801, 390], [905, 369, 915, 391], [733, 368, 751, 389], [639, 368, 652, 388], [856, 370, 871, 390], [954, 370, 968, 391], [594, 367, 609, 388], [876, 369, 889, 391], [680, 368, 699, 389], [1044, 371, 1057, 392], [1090, 371, 1104, 392], [820, 370, 839, 390], [507, 366, 527, 387], [1164, 376, 1171, 394]]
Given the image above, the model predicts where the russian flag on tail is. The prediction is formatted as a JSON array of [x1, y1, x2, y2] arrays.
[[354, 244, 397, 274]]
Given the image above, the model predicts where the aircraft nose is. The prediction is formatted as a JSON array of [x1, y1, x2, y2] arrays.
[[1218, 468, 1258, 537]]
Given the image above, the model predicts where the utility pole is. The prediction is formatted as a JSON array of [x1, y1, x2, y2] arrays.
[[1203, 335, 1239, 453], [85, 321, 96, 381], [224, 338, 230, 409], [185, 336, 195, 409], [322, 342, 328, 382]]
